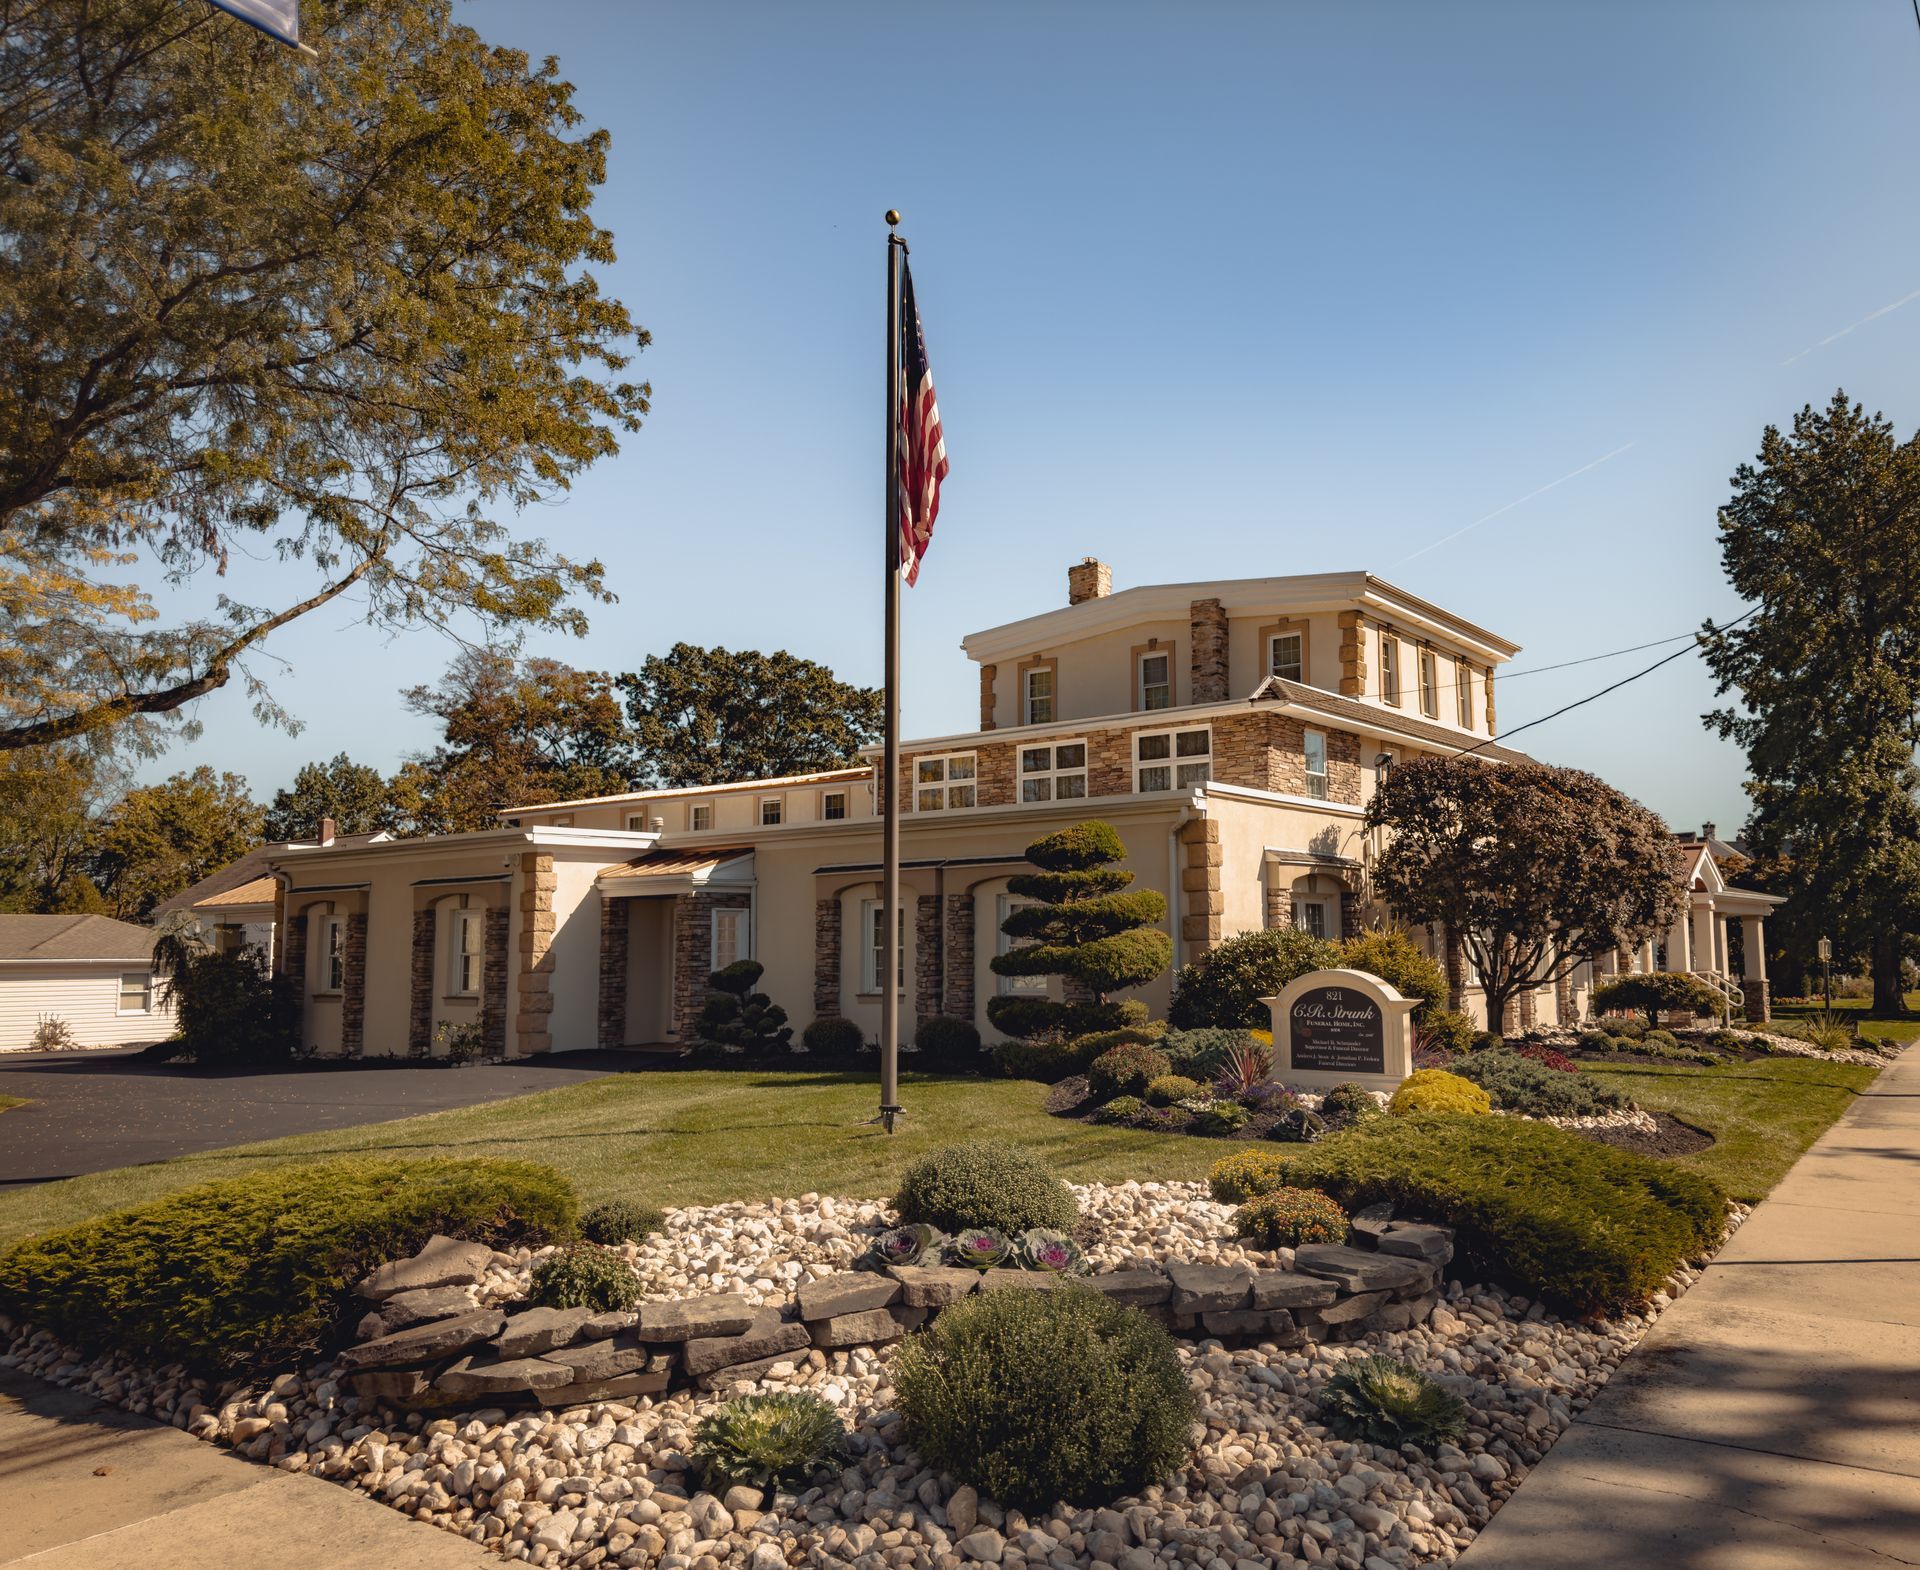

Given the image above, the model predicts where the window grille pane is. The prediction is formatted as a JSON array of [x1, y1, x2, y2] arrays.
[[1176, 762, 1209, 787], [1022, 778, 1051, 802], [1176, 729, 1210, 758], [1057, 774, 1087, 799], [947, 756, 975, 780], [1139, 765, 1171, 792], [917, 789, 943, 812], [1138, 733, 1170, 761], [1022, 748, 1050, 772], [948, 784, 975, 808], [917, 759, 943, 783], [1056, 743, 1085, 768]]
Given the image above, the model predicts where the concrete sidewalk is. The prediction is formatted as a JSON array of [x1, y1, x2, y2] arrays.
[[1458, 1045, 1920, 1568], [0, 1368, 496, 1569]]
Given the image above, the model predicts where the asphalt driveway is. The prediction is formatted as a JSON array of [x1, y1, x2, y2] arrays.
[[0, 1048, 647, 1186]]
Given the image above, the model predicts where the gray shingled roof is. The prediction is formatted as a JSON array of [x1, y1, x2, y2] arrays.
[[1249, 676, 1535, 764], [0, 914, 158, 963]]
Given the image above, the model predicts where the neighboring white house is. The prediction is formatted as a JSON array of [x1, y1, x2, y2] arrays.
[[0, 914, 174, 1050]]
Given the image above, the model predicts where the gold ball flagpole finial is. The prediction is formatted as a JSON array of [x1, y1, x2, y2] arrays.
[[885, 209, 902, 227]]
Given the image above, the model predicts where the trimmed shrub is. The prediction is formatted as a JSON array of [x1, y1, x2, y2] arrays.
[[0, 1158, 575, 1372], [1234, 1187, 1348, 1247], [1451, 1049, 1630, 1118], [893, 1140, 1077, 1235], [1646, 1028, 1680, 1050], [1208, 1147, 1295, 1203], [1168, 926, 1336, 1029], [1608, 1015, 1649, 1040], [697, 960, 794, 1053], [1269, 1107, 1329, 1143], [1388, 1070, 1492, 1116], [1333, 928, 1448, 1017], [1592, 971, 1724, 1024], [1144, 1073, 1200, 1106], [530, 1244, 641, 1311], [155, 942, 301, 1066], [1192, 1100, 1250, 1136], [893, 1285, 1197, 1508], [803, 1016, 866, 1056], [1416, 1008, 1477, 1057], [580, 1198, 665, 1245], [693, 1391, 845, 1494], [993, 1024, 1157, 1083], [1087, 1043, 1172, 1101], [1093, 1094, 1144, 1125], [1161, 1027, 1264, 1081], [914, 1015, 983, 1066], [1133, 1104, 1197, 1133], [1256, 1114, 1727, 1314], [1320, 1082, 1382, 1123], [1320, 1356, 1468, 1449]]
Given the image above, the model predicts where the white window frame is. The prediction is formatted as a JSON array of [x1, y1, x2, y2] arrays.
[[1269, 631, 1304, 683], [689, 801, 713, 831], [712, 906, 749, 970], [997, 893, 1049, 995], [626, 813, 646, 832], [1023, 666, 1055, 726], [313, 914, 345, 994], [1018, 739, 1089, 804], [1456, 659, 1473, 728], [1137, 650, 1172, 712], [1304, 728, 1329, 801], [913, 752, 977, 812], [550, 813, 574, 827], [760, 796, 783, 826], [860, 899, 906, 994], [1134, 725, 1211, 793], [1292, 896, 1334, 939], [821, 790, 848, 821], [448, 908, 483, 997], [117, 971, 152, 1014], [1419, 648, 1439, 717], [1380, 635, 1401, 706]]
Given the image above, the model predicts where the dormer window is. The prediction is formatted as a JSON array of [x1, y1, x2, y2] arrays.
[[1138, 651, 1171, 711]]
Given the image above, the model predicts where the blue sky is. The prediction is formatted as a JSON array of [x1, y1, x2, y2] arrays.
[[153, 0, 1920, 837]]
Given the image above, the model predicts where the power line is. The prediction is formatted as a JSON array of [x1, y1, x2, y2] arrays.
[[1453, 606, 1759, 758]]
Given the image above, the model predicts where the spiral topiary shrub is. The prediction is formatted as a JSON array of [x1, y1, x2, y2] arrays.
[[580, 1198, 665, 1245], [1087, 1043, 1171, 1101], [1388, 1070, 1492, 1116], [693, 1391, 846, 1494], [1144, 1073, 1201, 1106], [1234, 1187, 1349, 1248], [1319, 1356, 1469, 1449], [893, 1284, 1198, 1508], [892, 1140, 1077, 1235], [529, 1244, 641, 1311], [802, 1016, 866, 1056]]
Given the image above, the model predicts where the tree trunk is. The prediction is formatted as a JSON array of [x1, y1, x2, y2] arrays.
[[1871, 929, 1907, 1015]]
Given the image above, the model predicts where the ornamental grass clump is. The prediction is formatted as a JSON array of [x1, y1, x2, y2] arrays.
[[693, 1391, 846, 1494], [1234, 1187, 1349, 1248], [530, 1244, 641, 1311], [1388, 1069, 1492, 1116], [1319, 1356, 1469, 1450], [892, 1140, 1077, 1235], [893, 1285, 1197, 1508]]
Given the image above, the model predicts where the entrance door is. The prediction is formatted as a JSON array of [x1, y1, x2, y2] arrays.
[[624, 897, 675, 1044], [1291, 896, 1333, 939]]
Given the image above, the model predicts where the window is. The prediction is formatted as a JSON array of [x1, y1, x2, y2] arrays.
[[712, 907, 749, 969], [1023, 666, 1054, 725], [1419, 649, 1438, 717], [118, 972, 152, 1013], [448, 908, 483, 996], [1137, 651, 1172, 711], [1135, 726, 1211, 792], [314, 914, 344, 992], [551, 814, 574, 827], [760, 796, 783, 826], [1019, 741, 1088, 803], [1304, 728, 1328, 800], [689, 802, 713, 831], [821, 790, 848, 820], [997, 893, 1048, 995], [1292, 897, 1332, 939], [861, 899, 905, 993], [1380, 635, 1401, 705], [1456, 659, 1473, 728], [626, 813, 646, 832], [1269, 632, 1303, 683], [914, 752, 976, 811]]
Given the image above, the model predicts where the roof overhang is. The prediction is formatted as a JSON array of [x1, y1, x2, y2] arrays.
[[597, 847, 755, 897]]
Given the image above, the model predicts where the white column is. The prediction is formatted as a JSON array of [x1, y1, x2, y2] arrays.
[[1741, 916, 1768, 981], [1691, 902, 1716, 975]]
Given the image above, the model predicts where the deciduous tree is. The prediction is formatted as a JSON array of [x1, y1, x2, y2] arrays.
[[0, 0, 648, 752], [620, 645, 882, 787], [262, 753, 395, 842], [91, 766, 262, 919], [1364, 756, 1685, 1032], [0, 748, 117, 911], [1701, 392, 1920, 1013]]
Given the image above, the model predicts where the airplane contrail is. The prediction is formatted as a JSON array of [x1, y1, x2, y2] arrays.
[[1397, 442, 1636, 566], [1781, 285, 1920, 366]]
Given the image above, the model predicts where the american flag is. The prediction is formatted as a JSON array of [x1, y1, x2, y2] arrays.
[[896, 261, 949, 586]]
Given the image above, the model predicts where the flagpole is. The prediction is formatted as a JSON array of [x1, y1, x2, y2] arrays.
[[879, 209, 906, 1134]]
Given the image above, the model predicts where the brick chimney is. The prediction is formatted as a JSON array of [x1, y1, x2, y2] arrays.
[[1701, 821, 1717, 841], [318, 816, 336, 847], [1067, 558, 1112, 605], [1189, 598, 1229, 703]]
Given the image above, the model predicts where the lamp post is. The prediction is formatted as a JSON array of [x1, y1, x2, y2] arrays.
[[1818, 936, 1833, 1013]]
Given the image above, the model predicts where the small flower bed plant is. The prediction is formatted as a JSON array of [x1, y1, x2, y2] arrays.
[[693, 1391, 846, 1494], [1388, 1069, 1492, 1116], [529, 1243, 642, 1311], [946, 1227, 1014, 1271], [1319, 1356, 1469, 1450], [1234, 1187, 1349, 1248]]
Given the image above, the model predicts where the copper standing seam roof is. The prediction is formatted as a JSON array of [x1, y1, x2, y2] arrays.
[[193, 875, 279, 909], [597, 847, 755, 882]]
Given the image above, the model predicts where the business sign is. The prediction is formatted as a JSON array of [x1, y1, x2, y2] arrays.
[[1262, 967, 1417, 1092]]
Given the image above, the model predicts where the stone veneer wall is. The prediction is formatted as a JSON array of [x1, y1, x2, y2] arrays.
[[1483, 666, 1497, 733], [1338, 610, 1370, 698], [813, 899, 840, 1016], [942, 893, 974, 1020], [1744, 979, 1771, 1023], [482, 910, 509, 1058], [341, 913, 368, 1057], [914, 895, 942, 1031], [598, 898, 630, 1049], [408, 910, 436, 1054], [281, 908, 308, 986], [672, 891, 752, 1040], [1189, 597, 1229, 704], [1179, 817, 1223, 962], [978, 664, 996, 730], [515, 852, 556, 1055]]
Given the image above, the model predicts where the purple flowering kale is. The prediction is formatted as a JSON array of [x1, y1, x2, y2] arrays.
[[866, 1223, 943, 1271], [944, 1228, 1013, 1271], [1017, 1228, 1086, 1274]]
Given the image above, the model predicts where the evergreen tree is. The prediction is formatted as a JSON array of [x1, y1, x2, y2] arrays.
[[987, 821, 1172, 1041]]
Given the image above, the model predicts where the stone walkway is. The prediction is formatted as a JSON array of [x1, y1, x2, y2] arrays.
[[1459, 1043, 1920, 1568], [0, 1367, 494, 1569]]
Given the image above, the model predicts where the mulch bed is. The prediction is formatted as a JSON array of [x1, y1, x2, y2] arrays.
[[1572, 1110, 1715, 1158]]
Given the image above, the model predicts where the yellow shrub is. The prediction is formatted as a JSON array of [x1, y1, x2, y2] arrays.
[[1388, 1069, 1492, 1116], [1249, 1028, 1273, 1046], [1207, 1147, 1297, 1203]]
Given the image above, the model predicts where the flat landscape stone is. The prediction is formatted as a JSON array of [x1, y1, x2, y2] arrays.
[[1086, 1268, 1173, 1307], [550, 1362, 674, 1404], [634, 1294, 756, 1342], [694, 1350, 805, 1391], [1375, 1223, 1454, 1263], [795, 1273, 901, 1320], [682, 1310, 810, 1376], [1350, 1200, 1396, 1239], [808, 1307, 902, 1347], [580, 1310, 638, 1340], [356, 1234, 493, 1301], [345, 1367, 435, 1402], [1201, 1307, 1299, 1339], [496, 1306, 599, 1358], [888, 1264, 981, 1307], [1306, 1289, 1390, 1325], [1291, 1244, 1429, 1293], [354, 1285, 478, 1341], [335, 1308, 506, 1371], [1249, 1270, 1339, 1310], [1166, 1261, 1254, 1313], [540, 1337, 657, 1383], [434, 1353, 574, 1398]]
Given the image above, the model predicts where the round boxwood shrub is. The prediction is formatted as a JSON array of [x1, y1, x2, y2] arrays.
[[1234, 1187, 1349, 1247], [580, 1198, 665, 1245], [1320, 1081, 1381, 1123], [1208, 1147, 1295, 1203], [530, 1244, 642, 1311], [893, 1284, 1198, 1508], [1144, 1073, 1200, 1106], [914, 1015, 983, 1066], [803, 1016, 866, 1056], [1389, 1070, 1491, 1116], [892, 1140, 1077, 1235], [1168, 926, 1336, 1029], [1087, 1042, 1171, 1100], [1094, 1094, 1145, 1125]]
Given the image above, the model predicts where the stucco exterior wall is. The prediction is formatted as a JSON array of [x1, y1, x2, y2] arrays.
[[547, 855, 606, 1053], [0, 966, 174, 1050]]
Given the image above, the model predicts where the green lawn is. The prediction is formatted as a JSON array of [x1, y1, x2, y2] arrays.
[[0, 1070, 1227, 1250], [1772, 989, 1920, 1044]]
